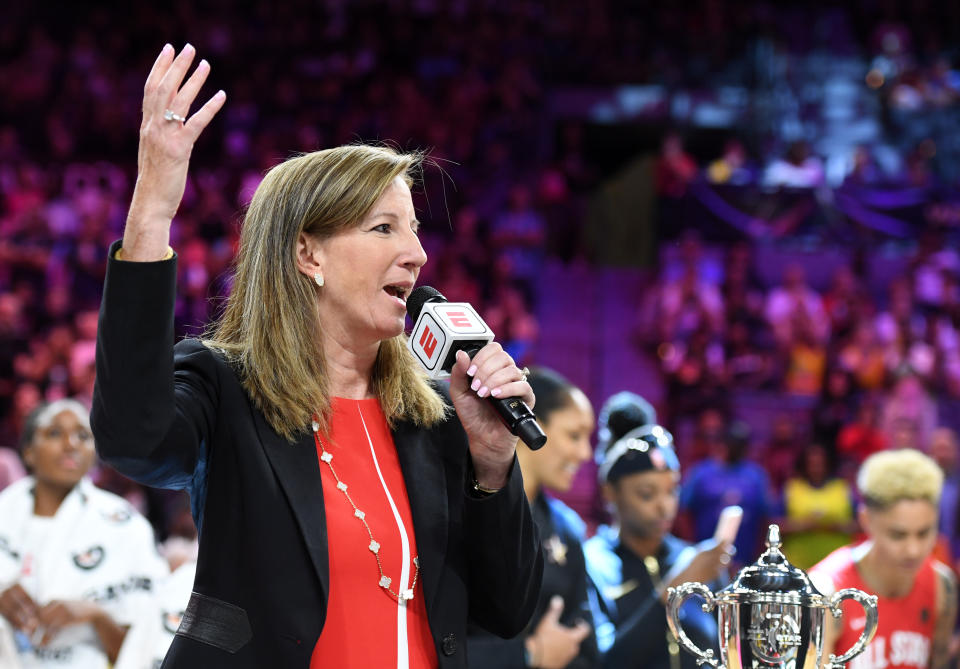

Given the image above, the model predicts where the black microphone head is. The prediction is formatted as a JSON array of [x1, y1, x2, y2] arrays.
[[407, 286, 448, 321]]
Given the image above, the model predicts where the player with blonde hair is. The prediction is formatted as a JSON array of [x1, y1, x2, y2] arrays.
[[811, 449, 956, 669]]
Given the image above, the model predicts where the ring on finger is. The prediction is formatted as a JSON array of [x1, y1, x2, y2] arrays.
[[163, 109, 187, 123], [519, 366, 530, 383]]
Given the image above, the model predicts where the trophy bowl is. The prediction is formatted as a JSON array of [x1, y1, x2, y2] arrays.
[[666, 525, 878, 669]]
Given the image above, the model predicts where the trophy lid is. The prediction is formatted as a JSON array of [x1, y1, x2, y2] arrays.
[[723, 525, 825, 602]]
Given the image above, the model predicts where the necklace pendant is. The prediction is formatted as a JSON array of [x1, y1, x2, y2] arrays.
[[379, 575, 392, 588], [400, 588, 414, 601]]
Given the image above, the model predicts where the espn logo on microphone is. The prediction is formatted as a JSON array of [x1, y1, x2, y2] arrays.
[[434, 305, 488, 334], [415, 316, 445, 365], [408, 302, 494, 379]]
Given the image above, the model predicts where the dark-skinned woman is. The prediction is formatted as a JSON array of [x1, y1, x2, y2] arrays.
[[0, 400, 168, 668]]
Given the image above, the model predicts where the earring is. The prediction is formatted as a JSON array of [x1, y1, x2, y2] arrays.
[[313, 273, 324, 287]]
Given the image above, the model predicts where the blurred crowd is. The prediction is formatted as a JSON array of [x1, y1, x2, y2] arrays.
[[2, 0, 960, 612], [640, 224, 960, 565], [645, 225, 960, 418]]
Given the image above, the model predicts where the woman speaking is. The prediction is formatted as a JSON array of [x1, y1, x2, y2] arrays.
[[91, 43, 543, 668]]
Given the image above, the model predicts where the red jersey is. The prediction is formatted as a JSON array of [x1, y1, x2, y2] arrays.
[[811, 545, 938, 669]]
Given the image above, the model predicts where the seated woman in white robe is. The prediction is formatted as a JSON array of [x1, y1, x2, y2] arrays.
[[0, 399, 169, 669]]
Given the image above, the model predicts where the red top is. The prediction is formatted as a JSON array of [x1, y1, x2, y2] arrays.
[[811, 545, 938, 669], [311, 398, 437, 669], [836, 425, 888, 464]]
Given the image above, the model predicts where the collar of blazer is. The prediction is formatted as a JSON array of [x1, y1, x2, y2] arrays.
[[252, 407, 449, 618]]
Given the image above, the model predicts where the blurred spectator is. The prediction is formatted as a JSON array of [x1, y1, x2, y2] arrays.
[[657, 261, 725, 344], [929, 427, 960, 559], [780, 444, 856, 569], [722, 242, 766, 326], [706, 139, 755, 186], [910, 227, 960, 313], [446, 206, 491, 282], [654, 131, 698, 199], [836, 394, 888, 472], [782, 321, 828, 396], [481, 284, 540, 366], [763, 141, 825, 189], [762, 412, 808, 493], [812, 368, 857, 453], [876, 277, 934, 381], [432, 255, 484, 309], [679, 420, 775, 564], [837, 320, 888, 390], [821, 266, 869, 340], [765, 264, 830, 350], [725, 319, 774, 389], [842, 146, 884, 187], [900, 142, 937, 189], [880, 373, 938, 451], [683, 407, 726, 466], [0, 383, 43, 452], [489, 184, 546, 302], [661, 325, 727, 424], [721, 242, 774, 388], [536, 165, 583, 263]]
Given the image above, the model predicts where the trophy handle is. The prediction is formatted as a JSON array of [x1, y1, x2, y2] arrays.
[[666, 583, 720, 668], [826, 588, 879, 669]]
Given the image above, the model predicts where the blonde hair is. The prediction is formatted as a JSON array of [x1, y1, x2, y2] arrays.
[[857, 448, 943, 509], [203, 145, 448, 441]]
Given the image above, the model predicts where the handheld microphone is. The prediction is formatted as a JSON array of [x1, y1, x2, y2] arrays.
[[406, 286, 547, 450]]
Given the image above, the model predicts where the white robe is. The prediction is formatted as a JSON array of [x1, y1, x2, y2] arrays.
[[0, 477, 169, 668], [113, 560, 195, 669]]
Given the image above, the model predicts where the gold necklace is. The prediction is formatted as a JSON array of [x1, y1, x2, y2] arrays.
[[312, 416, 421, 602]]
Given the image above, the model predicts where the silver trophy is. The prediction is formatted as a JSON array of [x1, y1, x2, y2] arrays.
[[666, 525, 878, 669]]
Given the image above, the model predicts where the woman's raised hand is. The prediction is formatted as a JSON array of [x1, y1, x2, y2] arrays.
[[123, 43, 226, 261]]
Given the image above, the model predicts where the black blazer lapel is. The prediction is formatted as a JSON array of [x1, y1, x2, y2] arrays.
[[393, 420, 448, 616], [252, 411, 330, 604]]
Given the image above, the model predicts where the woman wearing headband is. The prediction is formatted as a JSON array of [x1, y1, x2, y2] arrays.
[[468, 367, 599, 669], [584, 420, 731, 669], [0, 400, 168, 668]]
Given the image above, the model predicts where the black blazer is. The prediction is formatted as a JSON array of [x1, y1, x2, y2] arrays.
[[91, 244, 543, 668]]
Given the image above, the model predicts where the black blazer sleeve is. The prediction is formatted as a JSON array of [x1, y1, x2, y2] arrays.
[[91, 241, 217, 490], [462, 456, 543, 639]]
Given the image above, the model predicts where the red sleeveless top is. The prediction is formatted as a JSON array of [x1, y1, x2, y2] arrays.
[[811, 546, 938, 669], [311, 398, 438, 668]]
